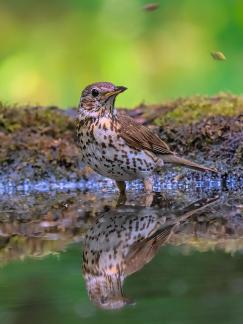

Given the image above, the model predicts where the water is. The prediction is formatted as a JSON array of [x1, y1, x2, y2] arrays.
[[0, 182, 242, 324]]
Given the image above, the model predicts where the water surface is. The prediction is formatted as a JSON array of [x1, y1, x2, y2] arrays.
[[0, 184, 242, 324]]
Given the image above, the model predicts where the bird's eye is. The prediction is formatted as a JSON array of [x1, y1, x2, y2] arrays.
[[91, 89, 99, 97]]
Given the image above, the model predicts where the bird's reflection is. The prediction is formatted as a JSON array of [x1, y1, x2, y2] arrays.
[[82, 196, 218, 310]]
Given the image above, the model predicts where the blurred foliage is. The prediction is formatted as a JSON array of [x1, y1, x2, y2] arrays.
[[0, 0, 243, 108]]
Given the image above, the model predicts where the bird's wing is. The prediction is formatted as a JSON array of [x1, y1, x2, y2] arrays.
[[118, 113, 174, 155], [124, 196, 219, 276], [124, 224, 175, 276]]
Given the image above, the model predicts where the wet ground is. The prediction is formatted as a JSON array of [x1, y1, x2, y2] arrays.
[[0, 177, 242, 324], [1, 94, 242, 184]]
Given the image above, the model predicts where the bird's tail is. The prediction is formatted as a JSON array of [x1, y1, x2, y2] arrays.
[[162, 154, 217, 173]]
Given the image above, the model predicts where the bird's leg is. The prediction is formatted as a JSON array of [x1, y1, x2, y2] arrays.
[[143, 177, 154, 207], [154, 158, 164, 172], [116, 181, 127, 205], [143, 177, 153, 193]]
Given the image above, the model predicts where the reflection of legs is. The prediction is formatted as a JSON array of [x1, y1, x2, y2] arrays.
[[143, 177, 154, 207], [116, 181, 127, 205], [143, 177, 153, 193]]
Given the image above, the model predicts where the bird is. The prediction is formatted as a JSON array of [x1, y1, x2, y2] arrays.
[[82, 196, 218, 309], [76, 82, 217, 201]]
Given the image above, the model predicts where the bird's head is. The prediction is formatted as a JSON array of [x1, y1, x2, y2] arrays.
[[84, 273, 135, 310], [79, 82, 127, 117]]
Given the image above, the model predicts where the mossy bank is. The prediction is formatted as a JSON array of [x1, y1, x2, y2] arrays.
[[0, 93, 242, 184]]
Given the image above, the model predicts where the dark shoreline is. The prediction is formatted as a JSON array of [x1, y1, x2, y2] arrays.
[[0, 93, 242, 185]]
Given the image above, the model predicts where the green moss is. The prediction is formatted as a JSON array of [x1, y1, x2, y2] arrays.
[[155, 93, 243, 126], [0, 103, 73, 133], [0, 94, 241, 181]]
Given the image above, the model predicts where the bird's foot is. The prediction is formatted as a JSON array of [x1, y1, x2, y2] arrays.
[[115, 181, 127, 206], [116, 192, 127, 207]]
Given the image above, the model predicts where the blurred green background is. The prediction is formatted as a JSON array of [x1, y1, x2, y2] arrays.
[[0, 0, 242, 108]]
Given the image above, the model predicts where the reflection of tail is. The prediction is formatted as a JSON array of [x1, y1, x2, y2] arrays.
[[176, 195, 219, 221], [162, 154, 218, 173], [147, 195, 219, 242], [126, 195, 219, 275]]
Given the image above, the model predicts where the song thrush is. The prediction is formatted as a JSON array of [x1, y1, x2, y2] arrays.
[[76, 82, 217, 199], [82, 196, 218, 309]]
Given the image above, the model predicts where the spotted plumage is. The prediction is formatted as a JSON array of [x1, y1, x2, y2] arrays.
[[76, 82, 217, 198], [82, 196, 218, 309]]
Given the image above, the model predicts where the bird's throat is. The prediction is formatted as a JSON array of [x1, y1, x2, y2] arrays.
[[105, 95, 117, 117]]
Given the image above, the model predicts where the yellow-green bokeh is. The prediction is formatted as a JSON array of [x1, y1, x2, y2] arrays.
[[0, 0, 243, 108]]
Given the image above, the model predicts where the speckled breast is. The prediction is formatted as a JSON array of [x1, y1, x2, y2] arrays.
[[77, 116, 157, 181], [83, 209, 164, 274]]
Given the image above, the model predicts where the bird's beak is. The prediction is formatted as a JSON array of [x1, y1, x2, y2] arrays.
[[104, 86, 127, 98], [115, 85, 127, 93], [104, 86, 127, 117]]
